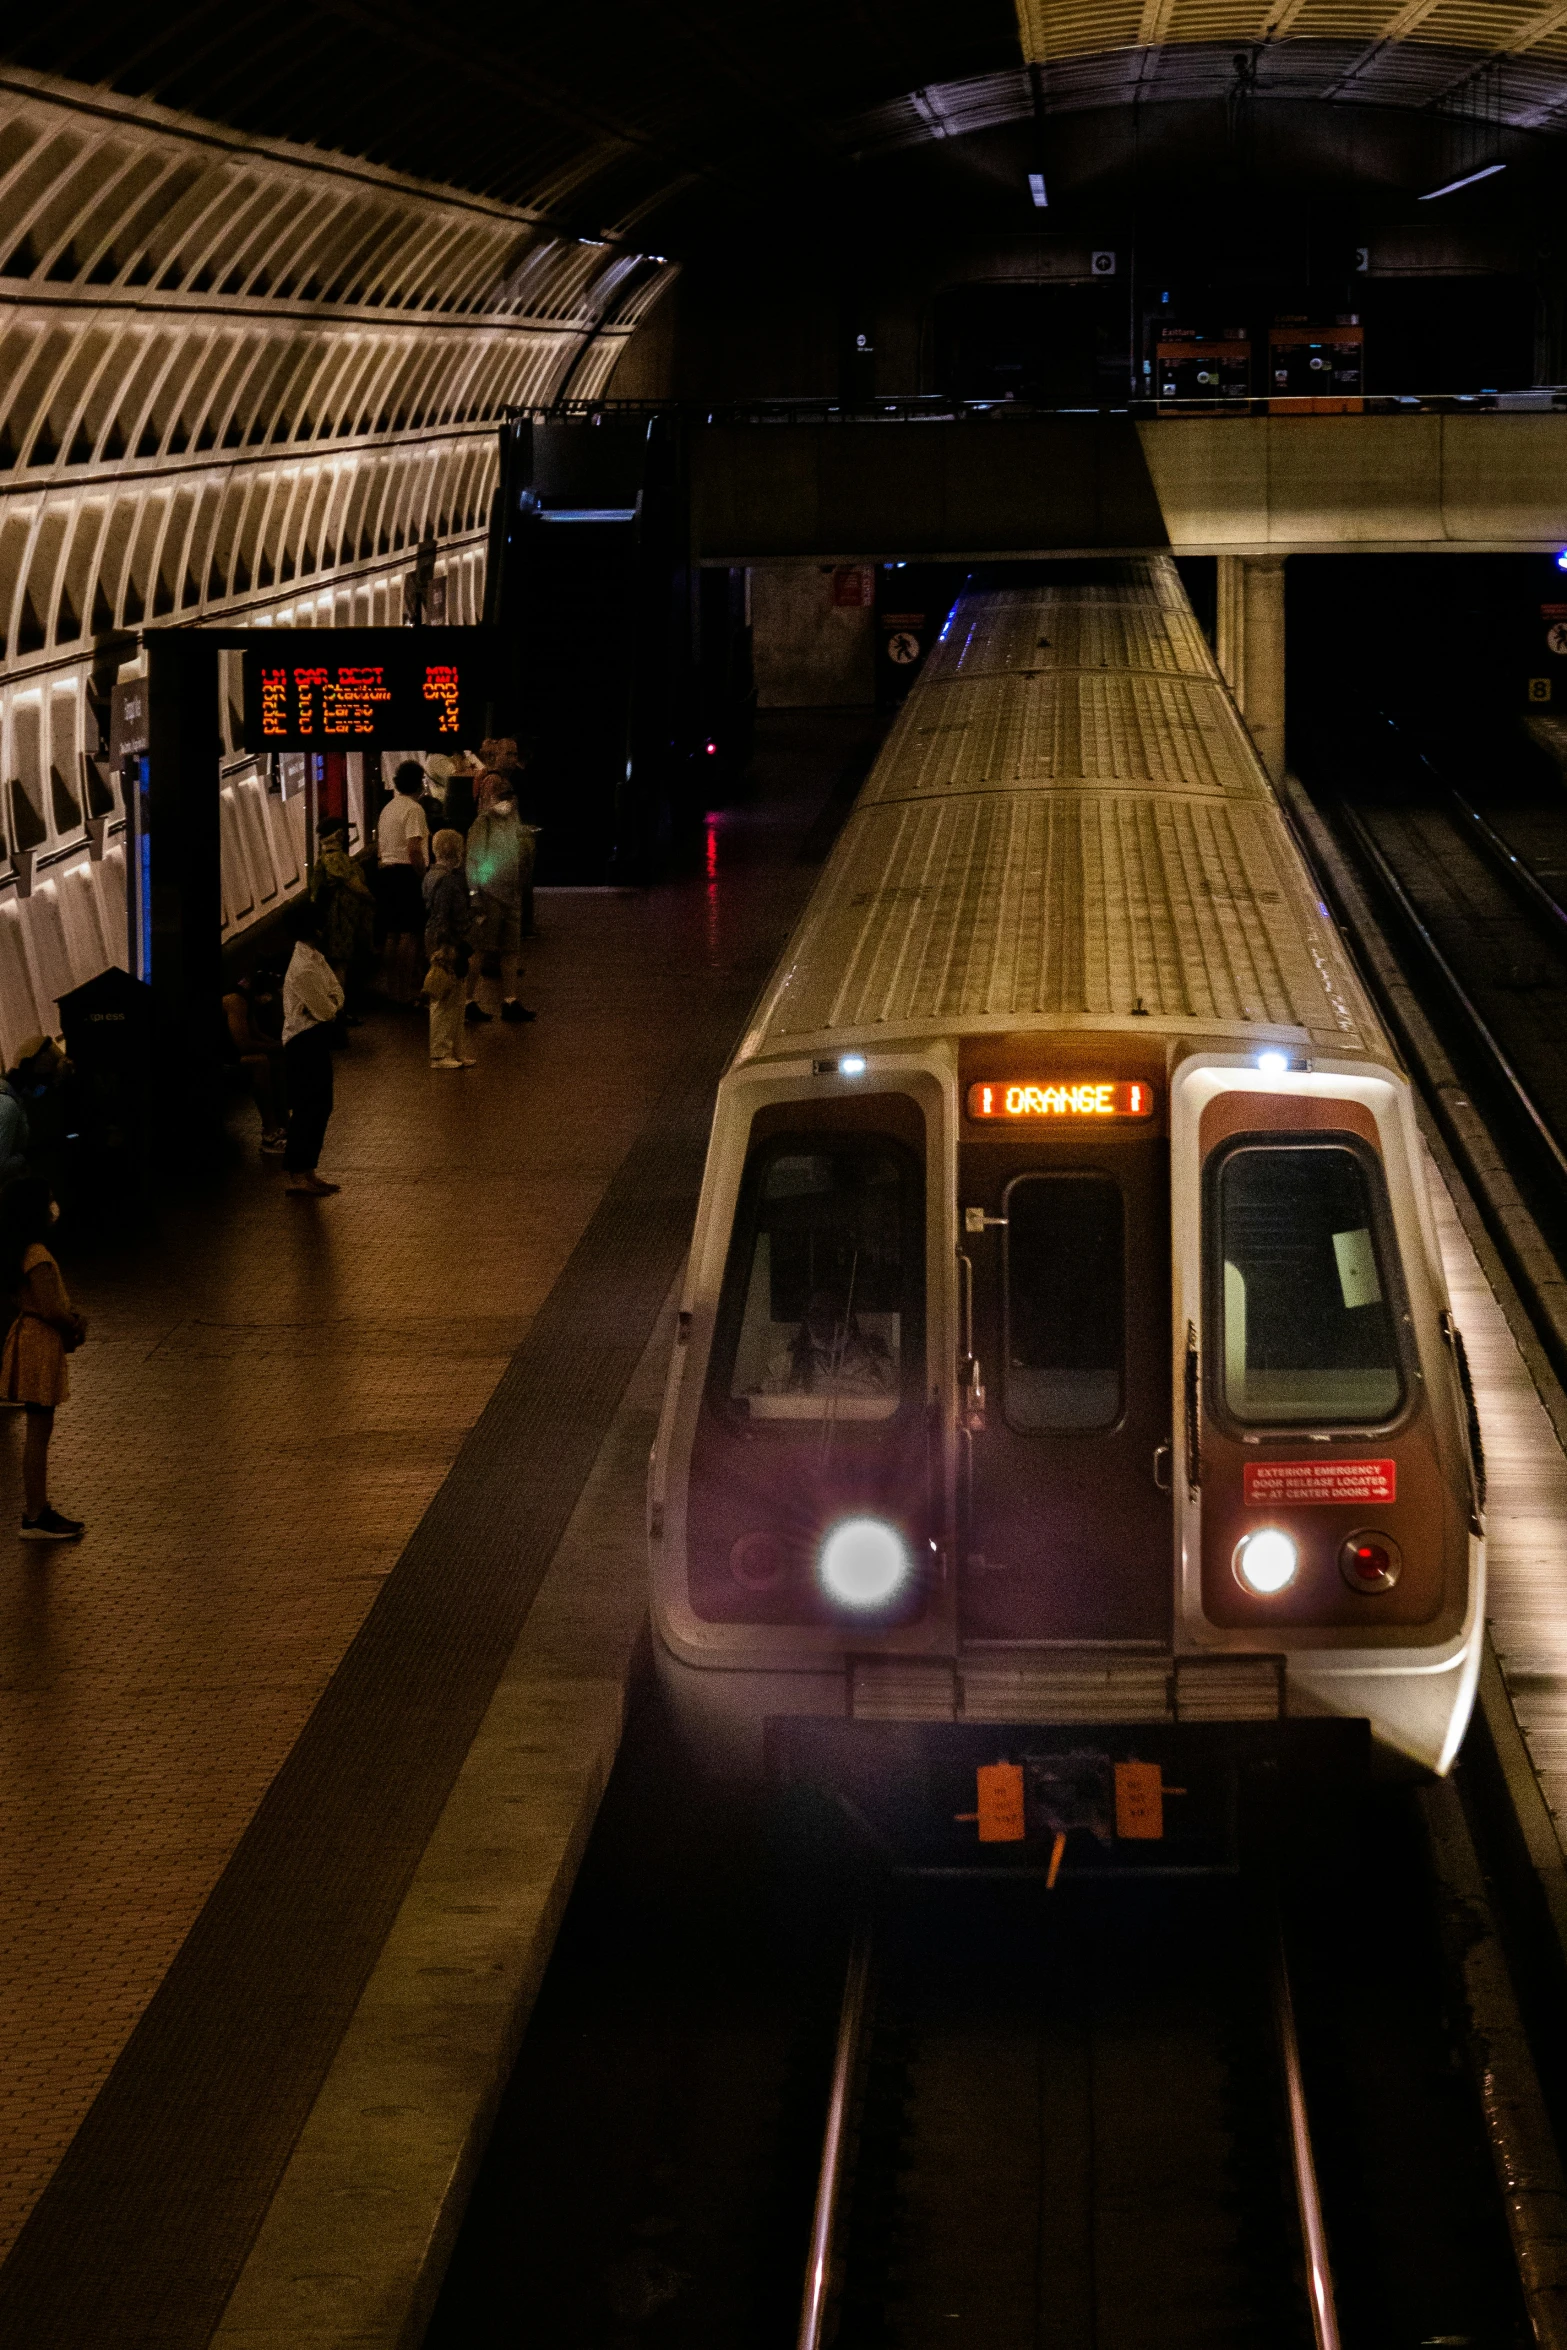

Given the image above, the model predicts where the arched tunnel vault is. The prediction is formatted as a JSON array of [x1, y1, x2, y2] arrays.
[[0, 64, 675, 878], [5, 0, 1567, 890]]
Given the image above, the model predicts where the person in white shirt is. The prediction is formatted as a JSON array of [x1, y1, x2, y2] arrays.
[[281, 898, 345, 1197], [375, 761, 430, 1004]]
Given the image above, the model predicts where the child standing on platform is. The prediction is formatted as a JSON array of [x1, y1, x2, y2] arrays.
[[422, 829, 473, 1070], [0, 1176, 85, 1541]]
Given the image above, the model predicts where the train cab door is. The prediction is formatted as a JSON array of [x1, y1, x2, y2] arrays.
[[957, 1108, 1173, 1647]]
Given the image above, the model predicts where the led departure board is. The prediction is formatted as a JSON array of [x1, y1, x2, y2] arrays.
[[240, 629, 493, 751], [967, 1079, 1155, 1120]]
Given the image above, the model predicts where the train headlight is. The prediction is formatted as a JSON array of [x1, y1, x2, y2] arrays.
[[818, 1517, 910, 1609], [1233, 1527, 1299, 1596]]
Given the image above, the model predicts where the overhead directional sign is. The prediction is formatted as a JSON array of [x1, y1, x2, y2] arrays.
[[240, 629, 494, 751]]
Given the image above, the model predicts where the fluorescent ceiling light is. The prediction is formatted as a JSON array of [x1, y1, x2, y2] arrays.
[[1028, 171, 1048, 207], [1419, 162, 1506, 201]]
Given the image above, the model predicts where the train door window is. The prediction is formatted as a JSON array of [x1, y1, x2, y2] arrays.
[[1212, 1141, 1403, 1426], [1004, 1175, 1124, 1432], [717, 1138, 920, 1425]]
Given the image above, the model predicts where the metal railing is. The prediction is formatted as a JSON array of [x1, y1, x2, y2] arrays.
[[509, 388, 1567, 425]]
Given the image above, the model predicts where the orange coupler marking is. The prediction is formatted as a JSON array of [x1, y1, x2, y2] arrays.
[[1114, 1760, 1165, 1841], [975, 1762, 1026, 1842], [1045, 1829, 1067, 1890]]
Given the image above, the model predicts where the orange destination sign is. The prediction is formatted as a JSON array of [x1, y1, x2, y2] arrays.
[[967, 1079, 1156, 1120]]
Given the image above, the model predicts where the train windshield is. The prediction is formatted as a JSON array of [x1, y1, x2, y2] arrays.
[[1004, 1175, 1125, 1432], [1215, 1142, 1403, 1426], [721, 1140, 919, 1423]]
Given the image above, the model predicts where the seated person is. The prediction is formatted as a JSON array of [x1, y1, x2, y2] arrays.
[[764, 1289, 895, 1398], [4, 1036, 72, 1187], [0, 1065, 29, 1183]]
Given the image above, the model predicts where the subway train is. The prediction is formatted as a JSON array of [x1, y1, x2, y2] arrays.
[[647, 558, 1485, 1858]]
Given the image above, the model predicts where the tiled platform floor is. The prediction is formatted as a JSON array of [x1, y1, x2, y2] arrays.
[[0, 713, 871, 2263]]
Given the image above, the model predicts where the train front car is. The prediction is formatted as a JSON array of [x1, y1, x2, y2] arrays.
[[648, 559, 1483, 1870]]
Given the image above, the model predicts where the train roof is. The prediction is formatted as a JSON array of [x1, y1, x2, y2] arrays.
[[736, 558, 1384, 1067]]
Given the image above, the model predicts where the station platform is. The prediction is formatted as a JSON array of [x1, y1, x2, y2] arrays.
[[0, 711, 879, 2349], [7, 702, 1567, 2350]]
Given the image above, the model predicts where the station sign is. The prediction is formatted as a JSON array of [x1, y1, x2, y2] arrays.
[[966, 1079, 1156, 1120], [240, 629, 493, 751]]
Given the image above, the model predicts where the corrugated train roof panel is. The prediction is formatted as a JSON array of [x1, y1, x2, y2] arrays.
[[742, 558, 1377, 1058], [751, 793, 1369, 1046], [863, 671, 1264, 804], [924, 591, 1212, 684]]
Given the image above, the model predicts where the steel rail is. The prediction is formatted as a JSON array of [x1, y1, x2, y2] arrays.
[[797, 1918, 874, 2350], [1271, 1910, 1343, 2350], [1445, 786, 1567, 945], [1337, 800, 1567, 1196]]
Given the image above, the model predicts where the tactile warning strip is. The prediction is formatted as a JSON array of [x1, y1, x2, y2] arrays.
[[0, 980, 760, 2350]]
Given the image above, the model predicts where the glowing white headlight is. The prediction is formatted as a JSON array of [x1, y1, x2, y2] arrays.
[[1233, 1528, 1299, 1596], [819, 1517, 910, 1608], [1256, 1049, 1288, 1074]]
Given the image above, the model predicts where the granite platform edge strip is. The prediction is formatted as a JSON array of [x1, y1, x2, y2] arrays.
[[210, 1298, 679, 2350], [0, 977, 761, 2349]]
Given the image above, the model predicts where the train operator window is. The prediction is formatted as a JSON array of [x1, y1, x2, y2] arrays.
[[719, 1138, 921, 1424], [1005, 1176, 1125, 1433], [1213, 1141, 1403, 1427]]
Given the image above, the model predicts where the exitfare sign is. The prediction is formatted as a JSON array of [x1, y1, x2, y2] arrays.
[[240, 629, 492, 751]]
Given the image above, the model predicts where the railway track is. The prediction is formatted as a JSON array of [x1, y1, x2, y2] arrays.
[[1334, 787, 1567, 1255], [795, 1796, 1532, 2350], [1288, 719, 1567, 1378]]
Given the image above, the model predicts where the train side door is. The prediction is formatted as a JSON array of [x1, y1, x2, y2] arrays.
[[957, 1130, 1173, 1645]]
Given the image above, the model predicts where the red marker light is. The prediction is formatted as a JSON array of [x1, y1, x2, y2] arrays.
[[705, 739, 718, 755]]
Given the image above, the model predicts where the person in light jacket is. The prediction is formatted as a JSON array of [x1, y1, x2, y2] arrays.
[[464, 781, 536, 1027], [280, 899, 345, 1197]]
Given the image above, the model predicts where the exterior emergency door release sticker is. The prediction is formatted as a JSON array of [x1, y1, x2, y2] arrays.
[[1113, 1761, 1164, 1840], [974, 1762, 1026, 1842], [966, 1080, 1155, 1120], [1242, 1459, 1397, 1505]]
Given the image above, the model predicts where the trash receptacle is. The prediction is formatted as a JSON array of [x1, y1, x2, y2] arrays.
[[56, 966, 153, 1213]]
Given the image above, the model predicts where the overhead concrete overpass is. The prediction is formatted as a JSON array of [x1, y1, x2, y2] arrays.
[[687, 413, 1567, 566], [681, 408, 1567, 788]]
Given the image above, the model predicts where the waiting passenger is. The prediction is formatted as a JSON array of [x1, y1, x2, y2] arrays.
[[465, 783, 536, 1026], [422, 829, 473, 1070], [0, 1061, 31, 1183], [440, 751, 480, 839], [308, 823, 376, 1026], [9, 1037, 73, 1195], [280, 899, 344, 1198], [221, 971, 287, 1154], [478, 740, 538, 934], [765, 1290, 895, 1398], [376, 760, 430, 1005], [0, 1174, 86, 1540]]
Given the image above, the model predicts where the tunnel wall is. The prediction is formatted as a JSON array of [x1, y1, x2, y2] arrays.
[[0, 70, 677, 1052]]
